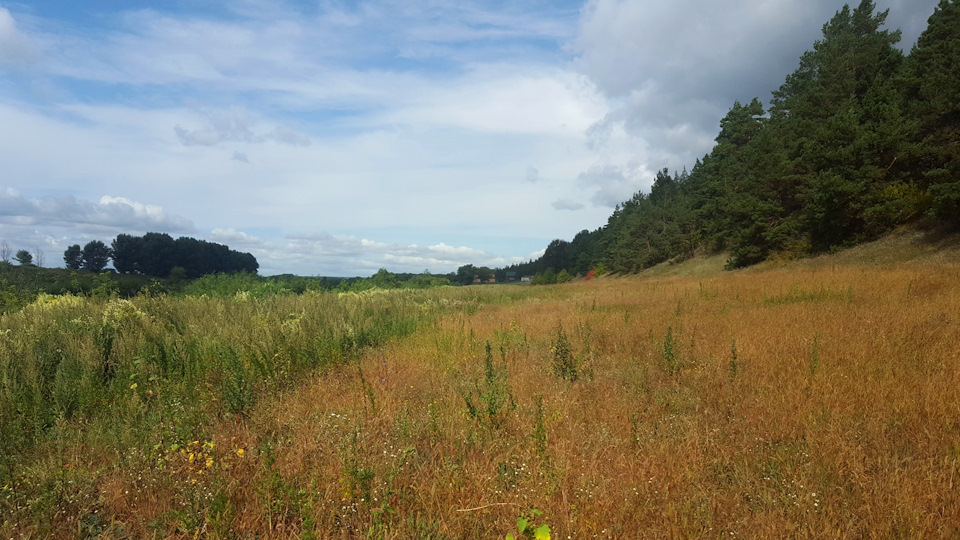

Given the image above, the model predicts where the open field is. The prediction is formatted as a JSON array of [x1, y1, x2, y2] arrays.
[[2, 256, 960, 538]]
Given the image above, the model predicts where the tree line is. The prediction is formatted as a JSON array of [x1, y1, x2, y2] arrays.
[[503, 0, 960, 279], [62, 232, 258, 277]]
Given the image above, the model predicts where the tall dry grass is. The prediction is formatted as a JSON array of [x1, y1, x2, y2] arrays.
[[3, 262, 959, 538]]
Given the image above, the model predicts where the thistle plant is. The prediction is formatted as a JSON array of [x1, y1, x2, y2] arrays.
[[550, 324, 577, 381], [221, 347, 253, 416], [462, 341, 515, 428]]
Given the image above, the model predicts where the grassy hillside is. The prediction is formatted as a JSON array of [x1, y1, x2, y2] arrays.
[[2, 244, 959, 537]]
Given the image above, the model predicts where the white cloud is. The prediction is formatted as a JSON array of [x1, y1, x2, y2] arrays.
[[209, 227, 263, 247], [264, 233, 529, 276], [0, 191, 195, 267], [383, 67, 605, 136], [572, 0, 940, 171], [577, 163, 648, 208], [0, 191, 193, 232], [0, 7, 38, 65]]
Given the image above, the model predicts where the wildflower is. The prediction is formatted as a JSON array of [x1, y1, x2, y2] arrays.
[[237, 449, 244, 458], [205, 457, 214, 468]]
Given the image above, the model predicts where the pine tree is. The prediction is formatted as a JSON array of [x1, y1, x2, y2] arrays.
[[63, 244, 82, 270], [770, 0, 907, 251], [902, 0, 960, 223]]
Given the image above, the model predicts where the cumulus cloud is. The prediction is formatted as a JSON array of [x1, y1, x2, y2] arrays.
[[0, 191, 196, 268], [576, 163, 647, 208], [573, 0, 940, 172], [209, 227, 263, 247], [272, 233, 525, 276], [0, 190, 194, 232], [380, 242, 523, 272]]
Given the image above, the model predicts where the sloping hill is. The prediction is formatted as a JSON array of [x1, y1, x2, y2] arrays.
[[635, 225, 960, 280]]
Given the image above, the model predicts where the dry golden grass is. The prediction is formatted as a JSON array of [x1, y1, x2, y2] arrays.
[[123, 262, 957, 538], [8, 258, 960, 538]]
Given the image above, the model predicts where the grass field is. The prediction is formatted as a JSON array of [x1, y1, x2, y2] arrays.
[[2, 248, 959, 538]]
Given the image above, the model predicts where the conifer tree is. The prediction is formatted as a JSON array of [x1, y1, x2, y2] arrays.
[[902, 0, 960, 223], [770, 0, 906, 250]]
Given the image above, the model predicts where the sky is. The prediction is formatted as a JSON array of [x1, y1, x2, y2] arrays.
[[0, 0, 941, 276]]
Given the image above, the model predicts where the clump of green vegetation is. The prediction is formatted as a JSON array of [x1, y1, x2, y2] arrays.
[[532, 394, 547, 456], [506, 508, 551, 540], [0, 286, 435, 518], [221, 347, 254, 416], [462, 341, 516, 428], [662, 325, 680, 375], [550, 325, 578, 381], [182, 272, 293, 298], [810, 332, 821, 376]]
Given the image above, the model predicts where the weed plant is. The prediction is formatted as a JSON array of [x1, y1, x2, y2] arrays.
[[462, 341, 516, 428], [550, 325, 578, 381]]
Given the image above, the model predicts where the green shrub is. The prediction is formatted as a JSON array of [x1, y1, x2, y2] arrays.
[[550, 325, 578, 381]]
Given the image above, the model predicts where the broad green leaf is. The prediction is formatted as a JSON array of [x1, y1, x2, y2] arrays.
[[534, 524, 551, 540]]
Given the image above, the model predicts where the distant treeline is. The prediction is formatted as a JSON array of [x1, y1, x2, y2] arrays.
[[183, 268, 452, 298], [64, 232, 258, 277], [503, 0, 960, 279], [0, 264, 453, 314]]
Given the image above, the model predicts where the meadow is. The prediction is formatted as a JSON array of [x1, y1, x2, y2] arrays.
[[1, 251, 959, 538]]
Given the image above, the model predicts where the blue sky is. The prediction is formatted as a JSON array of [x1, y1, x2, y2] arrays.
[[0, 0, 940, 275]]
